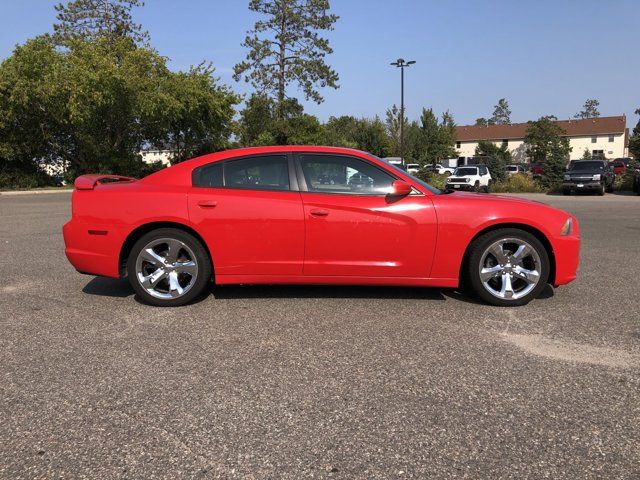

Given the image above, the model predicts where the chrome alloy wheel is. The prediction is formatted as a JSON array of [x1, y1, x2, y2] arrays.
[[479, 237, 542, 300], [135, 238, 199, 300]]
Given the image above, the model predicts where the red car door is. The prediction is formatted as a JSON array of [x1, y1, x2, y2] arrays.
[[188, 153, 304, 276], [297, 153, 437, 278]]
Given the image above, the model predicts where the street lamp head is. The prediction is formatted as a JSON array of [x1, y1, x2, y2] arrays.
[[407, 60, 416, 65], [390, 58, 416, 68]]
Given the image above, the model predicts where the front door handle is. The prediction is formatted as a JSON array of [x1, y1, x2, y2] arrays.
[[197, 200, 218, 208], [309, 208, 329, 217]]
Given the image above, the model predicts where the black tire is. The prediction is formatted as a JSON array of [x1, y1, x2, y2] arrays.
[[474, 181, 480, 192], [484, 181, 491, 193], [605, 182, 614, 193], [127, 228, 212, 307], [466, 228, 550, 307], [597, 183, 605, 196], [562, 188, 571, 196]]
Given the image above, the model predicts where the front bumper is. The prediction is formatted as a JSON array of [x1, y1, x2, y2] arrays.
[[551, 216, 581, 286], [446, 183, 474, 191], [562, 181, 602, 191]]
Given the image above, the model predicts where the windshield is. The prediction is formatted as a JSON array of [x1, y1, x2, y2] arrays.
[[569, 161, 604, 171], [373, 156, 441, 194], [454, 167, 478, 176]]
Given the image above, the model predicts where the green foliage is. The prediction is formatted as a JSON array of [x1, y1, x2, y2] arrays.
[[0, 36, 238, 183], [581, 147, 592, 159], [524, 117, 572, 190], [574, 99, 600, 119], [628, 109, 640, 159], [490, 98, 511, 125], [404, 108, 457, 165], [53, 0, 149, 45], [475, 140, 512, 182], [475, 117, 493, 127], [384, 104, 407, 156], [233, 0, 339, 117], [619, 157, 639, 192], [415, 170, 448, 191], [236, 94, 323, 145], [490, 174, 543, 193], [323, 115, 391, 157]]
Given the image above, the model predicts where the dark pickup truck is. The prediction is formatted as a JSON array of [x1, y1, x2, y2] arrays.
[[562, 160, 614, 195]]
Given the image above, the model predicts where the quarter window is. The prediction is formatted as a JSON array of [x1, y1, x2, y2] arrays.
[[299, 154, 395, 195], [192, 154, 289, 191]]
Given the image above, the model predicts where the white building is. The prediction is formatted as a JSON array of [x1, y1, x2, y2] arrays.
[[455, 116, 629, 162]]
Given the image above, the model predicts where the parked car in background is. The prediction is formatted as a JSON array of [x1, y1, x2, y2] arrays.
[[609, 158, 630, 175], [424, 163, 455, 175], [562, 160, 614, 195], [506, 164, 527, 175], [446, 165, 492, 192], [63, 145, 580, 307], [530, 163, 544, 178], [633, 165, 640, 195], [406, 163, 420, 174]]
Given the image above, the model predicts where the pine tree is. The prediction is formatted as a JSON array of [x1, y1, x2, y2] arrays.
[[233, 0, 339, 119], [52, 0, 149, 45]]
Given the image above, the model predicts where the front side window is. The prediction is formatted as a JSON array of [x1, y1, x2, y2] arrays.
[[299, 154, 395, 195], [193, 154, 289, 191]]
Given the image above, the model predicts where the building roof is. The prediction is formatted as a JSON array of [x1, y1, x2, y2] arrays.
[[455, 115, 627, 142]]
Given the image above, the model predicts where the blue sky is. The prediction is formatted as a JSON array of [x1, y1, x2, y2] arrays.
[[1, 0, 638, 127]]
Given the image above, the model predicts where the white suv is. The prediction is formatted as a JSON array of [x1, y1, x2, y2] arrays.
[[445, 165, 492, 192]]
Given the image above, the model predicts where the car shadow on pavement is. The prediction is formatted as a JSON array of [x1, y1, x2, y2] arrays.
[[82, 277, 133, 298], [211, 284, 447, 301]]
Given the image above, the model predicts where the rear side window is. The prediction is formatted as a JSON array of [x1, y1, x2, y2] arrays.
[[193, 154, 289, 191]]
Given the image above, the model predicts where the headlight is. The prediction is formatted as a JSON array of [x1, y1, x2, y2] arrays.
[[560, 217, 573, 236], [592, 174, 601, 181], [465, 178, 470, 183], [563, 174, 571, 181]]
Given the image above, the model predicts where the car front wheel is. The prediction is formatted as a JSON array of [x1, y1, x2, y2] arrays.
[[127, 228, 212, 307], [467, 228, 550, 307]]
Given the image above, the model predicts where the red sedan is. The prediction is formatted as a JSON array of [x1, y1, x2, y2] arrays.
[[63, 146, 580, 307]]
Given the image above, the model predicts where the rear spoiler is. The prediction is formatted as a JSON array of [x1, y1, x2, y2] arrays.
[[74, 174, 136, 190]]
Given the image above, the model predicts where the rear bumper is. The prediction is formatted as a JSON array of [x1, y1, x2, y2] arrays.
[[63, 220, 124, 278]]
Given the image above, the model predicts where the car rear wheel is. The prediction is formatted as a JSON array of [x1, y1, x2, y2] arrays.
[[127, 228, 212, 307], [605, 182, 614, 193], [562, 188, 571, 196], [467, 228, 550, 307]]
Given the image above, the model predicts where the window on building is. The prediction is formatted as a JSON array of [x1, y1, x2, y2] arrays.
[[591, 136, 597, 143], [456, 141, 461, 149], [608, 135, 614, 142], [592, 150, 604, 159], [502, 139, 508, 146]]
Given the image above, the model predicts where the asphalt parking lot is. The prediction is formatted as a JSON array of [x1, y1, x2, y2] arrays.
[[1, 191, 638, 479]]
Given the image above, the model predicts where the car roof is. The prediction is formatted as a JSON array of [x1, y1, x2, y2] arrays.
[[141, 145, 384, 186]]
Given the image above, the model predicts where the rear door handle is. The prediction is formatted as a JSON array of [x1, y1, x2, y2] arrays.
[[309, 208, 329, 217], [197, 200, 218, 208]]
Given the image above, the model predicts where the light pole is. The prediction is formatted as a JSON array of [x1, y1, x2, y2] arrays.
[[390, 58, 415, 167]]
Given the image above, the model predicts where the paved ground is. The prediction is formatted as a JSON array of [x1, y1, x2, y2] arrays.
[[1, 191, 638, 479]]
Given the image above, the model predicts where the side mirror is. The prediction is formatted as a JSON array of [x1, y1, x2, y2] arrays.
[[389, 179, 412, 196]]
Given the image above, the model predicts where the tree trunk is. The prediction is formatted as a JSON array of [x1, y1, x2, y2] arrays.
[[276, 0, 286, 120]]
